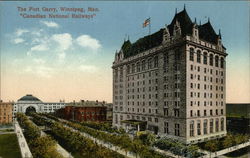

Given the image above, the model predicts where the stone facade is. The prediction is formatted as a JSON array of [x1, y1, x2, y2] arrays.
[[14, 94, 65, 114], [112, 8, 227, 144]]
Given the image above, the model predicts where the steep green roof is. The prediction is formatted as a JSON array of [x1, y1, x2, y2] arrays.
[[123, 29, 164, 58]]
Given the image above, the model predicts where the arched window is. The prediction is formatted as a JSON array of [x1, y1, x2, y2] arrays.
[[136, 62, 140, 72], [127, 65, 130, 74], [132, 64, 135, 73], [215, 56, 219, 67], [148, 58, 152, 69], [215, 118, 219, 132], [189, 48, 194, 61], [197, 50, 201, 63], [141, 60, 145, 71], [220, 57, 224, 68], [203, 52, 207, 64], [221, 118, 224, 131], [154, 56, 158, 67], [210, 119, 214, 133], [209, 54, 213, 66], [190, 121, 194, 137], [203, 119, 208, 134]]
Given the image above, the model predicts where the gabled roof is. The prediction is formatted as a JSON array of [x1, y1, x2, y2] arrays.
[[199, 21, 219, 44], [167, 8, 193, 36]]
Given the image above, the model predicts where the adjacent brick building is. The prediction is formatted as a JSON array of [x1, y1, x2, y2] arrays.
[[0, 101, 13, 124], [58, 100, 107, 122], [112, 7, 227, 144]]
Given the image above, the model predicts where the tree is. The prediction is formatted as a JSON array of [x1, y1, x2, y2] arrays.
[[223, 134, 234, 148], [138, 132, 156, 146], [205, 140, 219, 152]]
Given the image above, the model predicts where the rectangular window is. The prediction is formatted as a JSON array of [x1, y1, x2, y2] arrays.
[[164, 108, 168, 116], [175, 123, 180, 136], [174, 109, 180, 117], [164, 122, 169, 134]]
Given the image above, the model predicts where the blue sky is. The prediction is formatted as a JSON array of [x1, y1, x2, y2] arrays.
[[0, 1, 249, 102]]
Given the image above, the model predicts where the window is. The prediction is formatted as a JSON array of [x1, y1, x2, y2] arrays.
[[204, 120, 208, 135], [136, 62, 140, 72], [215, 56, 219, 67], [209, 54, 213, 66], [203, 52, 207, 64], [204, 110, 207, 116], [191, 65, 193, 71], [164, 108, 168, 116], [221, 118, 224, 131], [148, 58, 152, 69], [127, 65, 130, 74], [190, 121, 194, 137], [155, 118, 158, 123], [221, 109, 223, 115], [132, 64, 135, 73], [220, 57, 224, 68], [215, 119, 219, 132], [197, 50, 201, 63], [142, 60, 146, 71], [174, 109, 180, 117], [191, 74, 193, 79], [164, 122, 169, 134], [197, 121, 201, 135], [190, 48, 194, 61], [197, 110, 200, 116], [210, 119, 214, 133], [190, 110, 193, 117], [154, 56, 158, 67], [175, 123, 180, 136], [210, 110, 213, 116]]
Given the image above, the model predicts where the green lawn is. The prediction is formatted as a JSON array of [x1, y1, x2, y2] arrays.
[[0, 134, 22, 158]]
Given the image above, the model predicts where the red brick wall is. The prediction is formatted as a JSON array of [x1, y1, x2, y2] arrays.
[[59, 106, 107, 122]]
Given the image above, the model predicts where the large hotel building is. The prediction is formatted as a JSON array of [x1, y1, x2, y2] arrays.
[[112, 8, 227, 143]]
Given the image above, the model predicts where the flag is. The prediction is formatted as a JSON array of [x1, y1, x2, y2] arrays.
[[143, 18, 150, 28]]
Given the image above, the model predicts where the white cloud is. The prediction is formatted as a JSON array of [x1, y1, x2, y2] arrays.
[[40, 21, 59, 28], [79, 65, 98, 73], [76, 35, 101, 51], [15, 29, 29, 36], [25, 65, 53, 78], [13, 38, 25, 44], [51, 33, 72, 51], [27, 44, 49, 55], [51, 33, 73, 60]]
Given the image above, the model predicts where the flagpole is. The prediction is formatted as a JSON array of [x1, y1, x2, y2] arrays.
[[149, 17, 151, 35]]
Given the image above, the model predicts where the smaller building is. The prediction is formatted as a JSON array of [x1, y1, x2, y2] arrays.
[[14, 94, 66, 114], [0, 101, 13, 124], [58, 100, 107, 122]]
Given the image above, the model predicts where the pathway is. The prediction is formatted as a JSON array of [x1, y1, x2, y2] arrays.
[[14, 120, 33, 158], [199, 140, 250, 158]]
